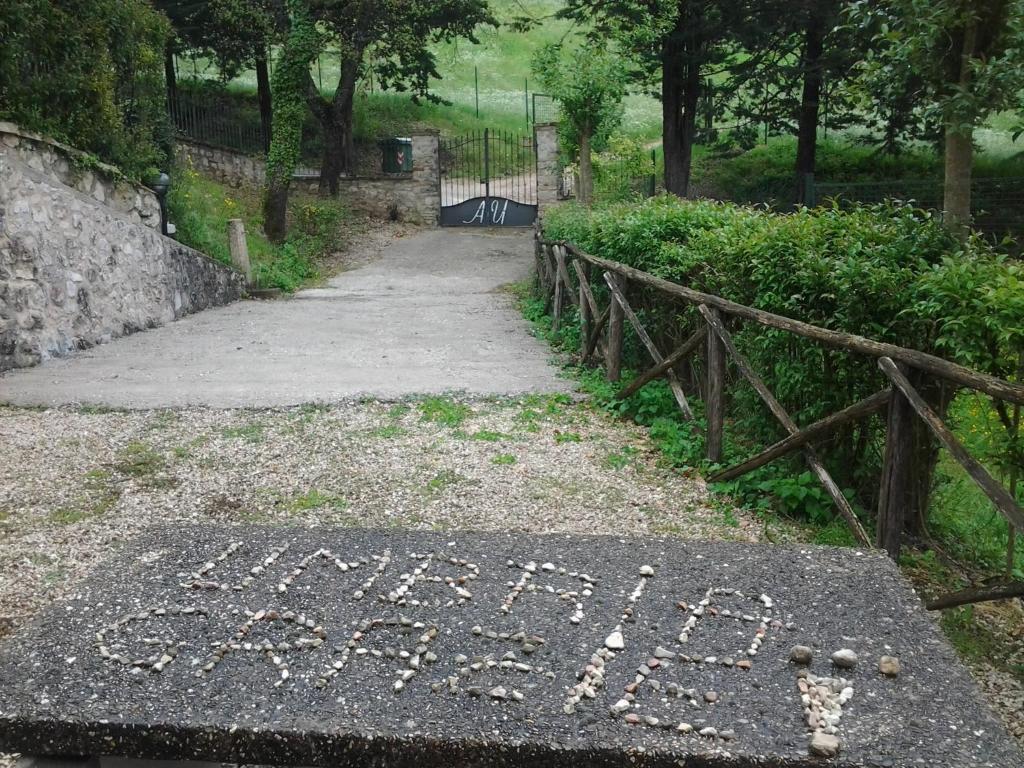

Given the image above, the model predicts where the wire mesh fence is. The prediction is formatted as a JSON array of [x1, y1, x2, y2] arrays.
[[813, 177, 1024, 248]]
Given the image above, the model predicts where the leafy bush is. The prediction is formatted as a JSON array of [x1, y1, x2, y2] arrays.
[[0, 0, 171, 178], [592, 136, 657, 203], [542, 196, 1024, 524]]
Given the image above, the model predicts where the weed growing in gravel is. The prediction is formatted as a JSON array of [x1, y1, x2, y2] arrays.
[[222, 423, 266, 443], [554, 431, 582, 444], [419, 397, 472, 428], [387, 404, 411, 419], [373, 424, 407, 438], [603, 447, 639, 470], [43, 566, 69, 587], [76, 404, 126, 415], [425, 469, 464, 494], [288, 489, 350, 514], [492, 453, 517, 466], [146, 411, 179, 431], [112, 443, 176, 490], [114, 443, 166, 478], [469, 430, 508, 442], [516, 409, 543, 432], [49, 487, 119, 525]]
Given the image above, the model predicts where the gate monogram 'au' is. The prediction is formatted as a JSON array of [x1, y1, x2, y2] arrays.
[[440, 129, 538, 227]]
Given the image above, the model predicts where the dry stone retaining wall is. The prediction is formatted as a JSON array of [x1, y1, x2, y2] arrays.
[[0, 123, 244, 373]]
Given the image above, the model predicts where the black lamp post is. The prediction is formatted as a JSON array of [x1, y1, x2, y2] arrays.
[[151, 171, 171, 236]]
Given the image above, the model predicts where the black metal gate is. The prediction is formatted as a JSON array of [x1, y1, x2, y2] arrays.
[[439, 129, 537, 227]]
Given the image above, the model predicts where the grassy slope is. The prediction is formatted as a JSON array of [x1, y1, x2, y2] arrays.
[[167, 165, 347, 291]]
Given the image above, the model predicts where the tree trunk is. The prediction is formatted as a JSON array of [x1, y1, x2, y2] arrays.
[[662, 11, 701, 198], [578, 125, 593, 205], [263, 178, 290, 245], [311, 55, 361, 196], [677, 60, 700, 199], [319, 117, 351, 197], [942, 16, 978, 235], [255, 56, 273, 154], [794, 3, 825, 207], [943, 126, 973, 234], [662, 58, 687, 196], [164, 45, 177, 102]]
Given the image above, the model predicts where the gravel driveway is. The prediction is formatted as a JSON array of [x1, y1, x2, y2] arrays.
[[0, 397, 756, 639]]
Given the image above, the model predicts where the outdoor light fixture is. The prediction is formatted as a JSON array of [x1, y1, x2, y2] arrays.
[[151, 171, 171, 236]]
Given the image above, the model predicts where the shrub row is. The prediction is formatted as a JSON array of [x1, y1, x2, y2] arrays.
[[541, 196, 1023, 522]]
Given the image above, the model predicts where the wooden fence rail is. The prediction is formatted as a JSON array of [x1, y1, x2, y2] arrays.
[[534, 227, 1024, 609]]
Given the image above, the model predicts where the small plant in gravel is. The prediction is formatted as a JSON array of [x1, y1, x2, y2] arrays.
[[419, 397, 472, 428], [554, 431, 582, 444], [113, 443, 166, 478], [222, 423, 266, 443], [372, 424, 407, 439], [603, 447, 639, 470], [145, 411, 179, 432], [387, 404, 411, 419], [425, 469, 464, 494], [469, 430, 508, 442], [288, 489, 350, 514], [515, 408, 543, 432], [492, 453, 517, 466]]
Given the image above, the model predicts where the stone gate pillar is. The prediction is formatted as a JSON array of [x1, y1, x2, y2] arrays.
[[411, 130, 440, 226], [534, 123, 561, 216]]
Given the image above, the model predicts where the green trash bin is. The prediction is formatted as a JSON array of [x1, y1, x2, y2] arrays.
[[380, 137, 413, 173]]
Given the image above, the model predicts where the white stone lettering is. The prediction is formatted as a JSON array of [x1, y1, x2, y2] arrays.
[[462, 200, 487, 225]]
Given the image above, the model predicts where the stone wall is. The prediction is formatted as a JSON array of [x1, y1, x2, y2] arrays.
[[535, 123, 561, 214], [174, 131, 441, 225], [0, 123, 244, 372], [174, 140, 267, 187], [0, 121, 163, 229]]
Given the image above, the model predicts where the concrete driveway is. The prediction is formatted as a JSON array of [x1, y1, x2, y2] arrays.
[[0, 228, 572, 408]]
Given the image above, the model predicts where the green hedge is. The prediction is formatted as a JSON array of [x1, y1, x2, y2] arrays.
[[542, 196, 1023, 522]]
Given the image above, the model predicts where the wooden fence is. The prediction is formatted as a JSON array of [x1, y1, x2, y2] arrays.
[[534, 224, 1024, 610]]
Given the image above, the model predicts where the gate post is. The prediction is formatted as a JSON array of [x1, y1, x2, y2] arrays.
[[535, 123, 561, 216], [411, 130, 440, 226]]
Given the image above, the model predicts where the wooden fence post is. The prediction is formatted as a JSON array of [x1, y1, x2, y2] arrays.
[[877, 377, 915, 559], [706, 307, 726, 462], [227, 219, 252, 286], [552, 246, 564, 334], [578, 264, 592, 360], [606, 273, 625, 382]]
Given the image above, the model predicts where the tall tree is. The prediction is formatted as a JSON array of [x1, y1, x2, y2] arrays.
[[850, 0, 1024, 232], [263, 0, 320, 242], [724, 0, 864, 205], [532, 44, 627, 204], [302, 0, 494, 195], [561, 1, 769, 198]]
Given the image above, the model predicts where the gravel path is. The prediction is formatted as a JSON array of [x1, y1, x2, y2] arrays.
[[0, 397, 756, 640]]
